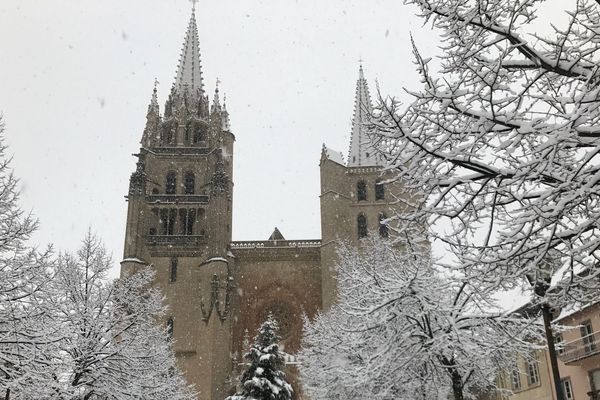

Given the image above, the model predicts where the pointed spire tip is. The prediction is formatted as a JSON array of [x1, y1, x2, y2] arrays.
[[347, 62, 380, 167], [174, 3, 203, 92]]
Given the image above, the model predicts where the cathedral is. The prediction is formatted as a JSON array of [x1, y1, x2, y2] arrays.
[[120, 8, 393, 400]]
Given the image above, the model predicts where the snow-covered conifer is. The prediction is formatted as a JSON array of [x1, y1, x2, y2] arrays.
[[227, 315, 293, 400]]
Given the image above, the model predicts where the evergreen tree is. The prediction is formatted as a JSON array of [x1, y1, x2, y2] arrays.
[[227, 315, 293, 400]]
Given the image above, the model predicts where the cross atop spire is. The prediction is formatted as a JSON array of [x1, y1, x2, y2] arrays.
[[174, 7, 204, 93], [347, 63, 381, 167]]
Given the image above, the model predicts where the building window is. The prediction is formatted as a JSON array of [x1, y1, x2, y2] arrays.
[[166, 317, 174, 338], [187, 209, 196, 235], [379, 212, 389, 238], [357, 214, 368, 239], [170, 258, 177, 283], [160, 209, 176, 235], [526, 357, 540, 386], [179, 208, 196, 235], [590, 369, 600, 395], [581, 320, 596, 354], [357, 181, 367, 202], [166, 172, 177, 195], [375, 179, 385, 200], [511, 368, 521, 391], [178, 209, 196, 235], [555, 334, 564, 355], [562, 378, 574, 400], [184, 172, 195, 195]]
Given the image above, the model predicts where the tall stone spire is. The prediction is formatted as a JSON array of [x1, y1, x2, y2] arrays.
[[174, 7, 204, 94], [347, 64, 379, 167]]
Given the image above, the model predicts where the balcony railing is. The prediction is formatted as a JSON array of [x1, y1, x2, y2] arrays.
[[558, 331, 600, 364], [149, 145, 209, 155], [230, 240, 321, 249], [146, 194, 209, 204], [145, 235, 206, 246]]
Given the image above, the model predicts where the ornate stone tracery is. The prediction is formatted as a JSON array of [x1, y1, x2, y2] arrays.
[[200, 269, 235, 323], [210, 160, 229, 197]]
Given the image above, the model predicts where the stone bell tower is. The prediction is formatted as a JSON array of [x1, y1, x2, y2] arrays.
[[320, 64, 392, 310], [120, 7, 235, 399]]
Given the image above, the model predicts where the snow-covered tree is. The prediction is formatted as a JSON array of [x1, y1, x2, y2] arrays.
[[51, 232, 195, 400], [0, 116, 58, 399], [373, 0, 600, 308], [299, 238, 543, 400], [227, 315, 293, 400], [370, 2, 600, 397]]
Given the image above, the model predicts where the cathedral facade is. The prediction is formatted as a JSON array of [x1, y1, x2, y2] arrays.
[[120, 9, 392, 400]]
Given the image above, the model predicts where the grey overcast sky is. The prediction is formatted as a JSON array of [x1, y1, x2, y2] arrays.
[[0, 0, 566, 279]]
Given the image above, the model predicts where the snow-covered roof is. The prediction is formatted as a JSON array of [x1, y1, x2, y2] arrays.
[[322, 145, 345, 165], [268, 227, 285, 241], [554, 302, 597, 322], [205, 257, 228, 263], [120, 257, 147, 265]]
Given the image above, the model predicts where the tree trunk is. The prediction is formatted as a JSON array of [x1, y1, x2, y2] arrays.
[[542, 303, 565, 400], [450, 368, 464, 400], [4, 388, 10, 400]]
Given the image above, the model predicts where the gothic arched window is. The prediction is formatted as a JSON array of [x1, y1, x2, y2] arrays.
[[357, 181, 367, 202], [166, 172, 177, 195], [357, 214, 368, 239], [170, 258, 178, 283], [186, 209, 196, 235], [160, 209, 176, 235], [375, 179, 385, 201], [184, 172, 195, 195], [179, 208, 196, 235], [379, 212, 389, 238]]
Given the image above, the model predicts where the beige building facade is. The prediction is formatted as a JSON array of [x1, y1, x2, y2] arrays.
[[496, 303, 600, 400], [119, 9, 394, 400]]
